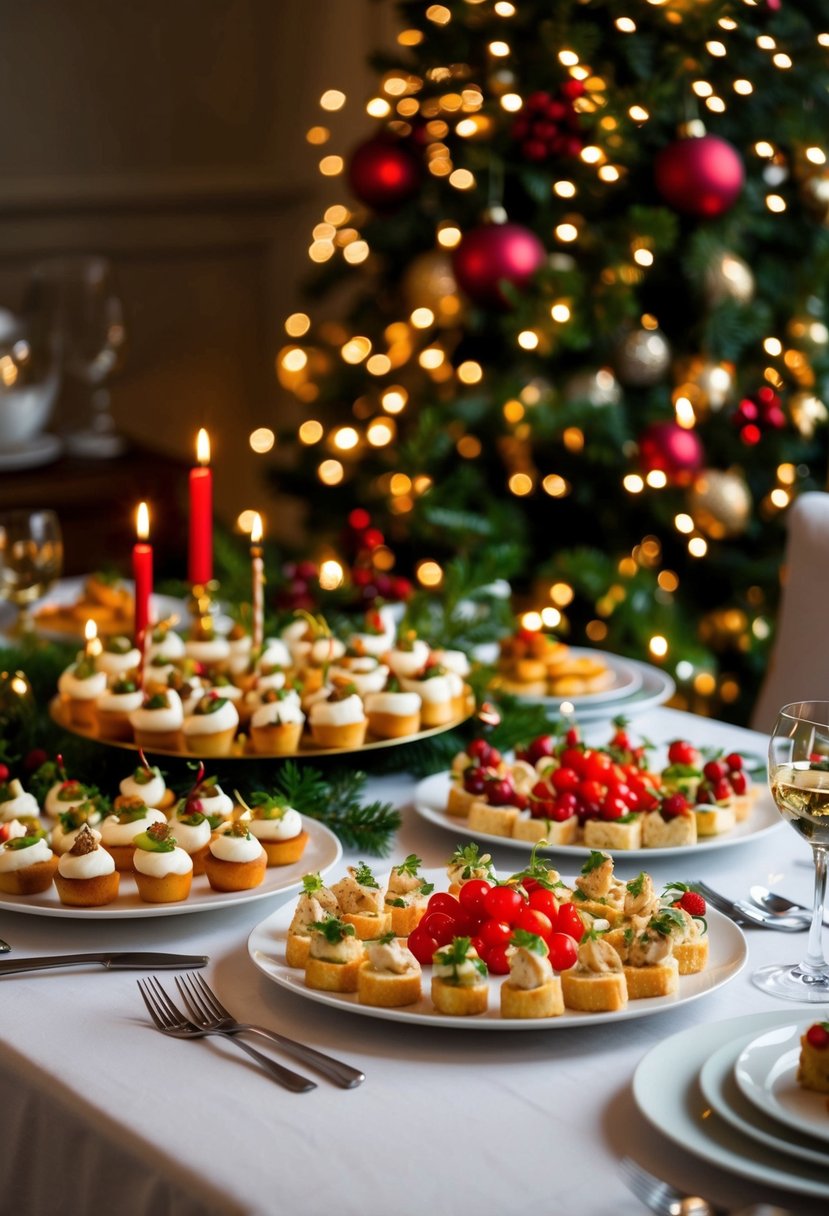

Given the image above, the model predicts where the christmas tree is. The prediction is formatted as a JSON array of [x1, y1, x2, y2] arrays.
[[270, 0, 829, 722]]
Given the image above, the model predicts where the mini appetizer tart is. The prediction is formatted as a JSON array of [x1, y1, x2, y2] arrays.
[[364, 680, 422, 740], [446, 843, 495, 897], [96, 634, 141, 678], [58, 656, 108, 728], [500, 930, 564, 1019], [386, 630, 430, 679], [44, 777, 93, 821], [50, 798, 105, 855], [331, 862, 392, 939], [0, 778, 40, 825], [146, 621, 186, 661], [604, 914, 679, 1000], [431, 936, 489, 1016], [641, 797, 698, 848], [95, 672, 144, 741], [560, 933, 627, 1013], [329, 656, 389, 699], [358, 933, 422, 1007], [166, 797, 213, 875], [384, 853, 433, 935], [249, 688, 305, 755], [132, 821, 193, 903], [308, 681, 367, 749], [117, 757, 174, 812], [305, 916, 365, 992], [203, 818, 267, 892], [347, 605, 396, 657], [183, 626, 231, 669], [286, 872, 340, 967], [99, 799, 167, 871], [184, 773, 235, 830], [54, 823, 119, 907], [129, 688, 184, 752], [658, 884, 709, 974], [798, 1021, 829, 1094], [247, 793, 308, 866], [0, 827, 58, 894], [399, 663, 457, 728], [182, 693, 239, 757], [258, 636, 293, 673]]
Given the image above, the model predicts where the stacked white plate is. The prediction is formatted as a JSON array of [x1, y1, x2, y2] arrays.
[[633, 1010, 829, 1200]]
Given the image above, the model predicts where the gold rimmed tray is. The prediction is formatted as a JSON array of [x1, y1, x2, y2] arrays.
[[49, 696, 472, 761]]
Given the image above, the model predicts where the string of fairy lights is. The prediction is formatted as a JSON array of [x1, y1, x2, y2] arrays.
[[236, 0, 829, 705]]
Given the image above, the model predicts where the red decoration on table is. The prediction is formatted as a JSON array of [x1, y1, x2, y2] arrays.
[[132, 501, 153, 645], [188, 428, 213, 586], [654, 133, 744, 218], [347, 135, 421, 211], [452, 221, 546, 308], [638, 420, 704, 485]]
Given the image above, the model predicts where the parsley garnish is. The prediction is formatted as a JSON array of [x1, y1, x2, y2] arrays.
[[301, 872, 325, 895], [509, 929, 548, 956], [353, 861, 379, 888], [627, 872, 647, 898], [309, 916, 355, 944], [581, 850, 608, 875], [394, 853, 423, 878]]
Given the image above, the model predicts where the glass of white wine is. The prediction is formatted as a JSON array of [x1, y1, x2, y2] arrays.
[[0, 509, 63, 632], [753, 700, 829, 1001]]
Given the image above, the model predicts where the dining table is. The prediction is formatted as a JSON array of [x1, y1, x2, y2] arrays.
[[1, 703, 827, 1216]]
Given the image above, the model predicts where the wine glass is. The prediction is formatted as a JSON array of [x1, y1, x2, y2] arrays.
[[753, 700, 829, 1001], [0, 509, 63, 632], [25, 256, 127, 458]]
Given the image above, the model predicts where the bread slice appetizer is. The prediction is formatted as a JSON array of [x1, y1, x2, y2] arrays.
[[605, 916, 679, 1000], [305, 916, 365, 992], [583, 815, 643, 851], [658, 883, 710, 974], [431, 936, 489, 1016], [384, 853, 433, 935], [357, 933, 422, 1007], [560, 932, 627, 1012], [331, 862, 392, 939], [500, 930, 564, 1019], [286, 872, 340, 967], [571, 851, 626, 926]]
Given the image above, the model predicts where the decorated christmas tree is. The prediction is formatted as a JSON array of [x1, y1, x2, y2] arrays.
[[270, 0, 829, 721]]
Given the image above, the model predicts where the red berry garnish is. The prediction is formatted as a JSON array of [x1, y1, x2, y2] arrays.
[[725, 752, 743, 772], [463, 766, 488, 796], [667, 740, 699, 767], [712, 778, 733, 803], [661, 793, 690, 819], [527, 735, 555, 764], [729, 771, 748, 796], [703, 759, 726, 783], [565, 727, 580, 746], [486, 778, 516, 807], [678, 891, 706, 917], [806, 1023, 829, 1050]]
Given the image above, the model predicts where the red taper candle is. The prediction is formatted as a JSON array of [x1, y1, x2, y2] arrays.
[[133, 501, 153, 644], [189, 428, 213, 586]]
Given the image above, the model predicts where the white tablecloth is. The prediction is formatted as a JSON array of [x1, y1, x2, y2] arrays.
[[2, 708, 826, 1216]]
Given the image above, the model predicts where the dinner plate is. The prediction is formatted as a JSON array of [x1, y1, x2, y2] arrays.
[[247, 866, 746, 1030], [632, 1010, 829, 1200], [491, 648, 643, 708], [0, 815, 340, 919], [734, 1022, 829, 1145], [412, 771, 783, 860], [699, 1034, 829, 1168]]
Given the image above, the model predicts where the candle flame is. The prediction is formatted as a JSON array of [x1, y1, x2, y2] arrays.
[[250, 512, 263, 545], [196, 428, 211, 465], [136, 501, 150, 540], [84, 619, 98, 643]]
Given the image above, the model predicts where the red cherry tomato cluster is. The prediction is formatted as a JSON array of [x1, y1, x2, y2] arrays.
[[526, 738, 659, 825], [407, 877, 584, 975], [665, 740, 749, 806]]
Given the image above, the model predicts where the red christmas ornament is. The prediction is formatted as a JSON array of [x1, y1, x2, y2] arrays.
[[638, 421, 704, 484], [655, 134, 744, 218], [511, 87, 584, 163], [452, 222, 546, 308], [733, 387, 787, 443], [347, 136, 421, 211]]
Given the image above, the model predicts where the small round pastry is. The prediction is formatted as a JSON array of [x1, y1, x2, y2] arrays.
[[283, 617, 345, 668], [95, 672, 144, 741], [118, 758, 175, 812], [183, 693, 239, 757], [0, 778, 40, 825], [58, 656, 108, 729], [250, 690, 305, 755], [399, 664, 456, 727], [329, 656, 389, 698], [185, 775, 235, 830], [364, 685, 422, 739], [304, 917, 365, 992], [226, 623, 252, 676], [50, 798, 105, 855], [165, 799, 213, 875], [0, 828, 58, 895], [500, 932, 564, 1019], [258, 636, 292, 673], [143, 657, 177, 690], [247, 794, 308, 866], [146, 622, 185, 661], [308, 682, 367, 749], [184, 628, 231, 672], [203, 819, 267, 892], [331, 863, 391, 939], [560, 934, 628, 1013], [358, 934, 422, 1007], [347, 605, 397, 658], [54, 824, 119, 907], [96, 635, 141, 678], [129, 688, 184, 752], [386, 631, 430, 679], [44, 777, 92, 822], [286, 873, 340, 967], [132, 821, 193, 903], [99, 799, 167, 871], [383, 853, 431, 935], [431, 938, 489, 1016], [430, 648, 471, 680]]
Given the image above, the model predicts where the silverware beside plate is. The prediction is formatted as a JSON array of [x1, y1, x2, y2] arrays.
[[0, 951, 208, 976]]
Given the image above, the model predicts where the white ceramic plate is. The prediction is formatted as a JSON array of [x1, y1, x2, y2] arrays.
[[494, 656, 675, 723], [633, 1011, 829, 1200], [493, 648, 643, 708], [412, 771, 783, 860], [734, 1022, 829, 1146], [247, 867, 746, 1030], [0, 816, 341, 919], [699, 1034, 829, 1168]]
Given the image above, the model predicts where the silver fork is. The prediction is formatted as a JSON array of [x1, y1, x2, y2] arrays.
[[693, 882, 806, 932], [175, 972, 365, 1089], [620, 1157, 722, 1215], [137, 977, 316, 1093]]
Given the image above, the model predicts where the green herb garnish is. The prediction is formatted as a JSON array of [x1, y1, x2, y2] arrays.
[[309, 916, 356, 944], [353, 861, 379, 888], [509, 929, 549, 956]]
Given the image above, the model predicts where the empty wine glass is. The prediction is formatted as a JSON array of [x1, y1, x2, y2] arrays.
[[25, 256, 127, 458], [753, 700, 829, 1001], [0, 509, 63, 632]]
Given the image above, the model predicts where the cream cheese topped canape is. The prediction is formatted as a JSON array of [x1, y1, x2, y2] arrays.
[[431, 936, 489, 1016], [44, 775, 93, 822], [501, 930, 564, 1018], [96, 635, 141, 678], [0, 778, 40, 824], [304, 916, 365, 992], [51, 797, 105, 855], [96, 671, 144, 741], [347, 605, 397, 658], [54, 823, 119, 907], [250, 688, 305, 755], [182, 693, 239, 757], [560, 931, 627, 1012], [332, 862, 391, 939], [308, 681, 367, 749], [0, 827, 58, 895], [129, 688, 184, 752], [58, 656, 108, 728], [384, 853, 433, 935], [329, 656, 389, 698], [133, 821, 193, 903], [247, 792, 308, 865], [118, 755, 172, 811], [386, 630, 430, 679], [358, 932, 422, 1007], [99, 798, 167, 870], [203, 816, 267, 891], [286, 872, 340, 967]]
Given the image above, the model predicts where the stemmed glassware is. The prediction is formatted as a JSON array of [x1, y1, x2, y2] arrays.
[[0, 509, 63, 632], [753, 699, 829, 1001]]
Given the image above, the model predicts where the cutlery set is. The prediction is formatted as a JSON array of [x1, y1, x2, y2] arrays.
[[621, 1156, 794, 1216], [692, 883, 821, 932]]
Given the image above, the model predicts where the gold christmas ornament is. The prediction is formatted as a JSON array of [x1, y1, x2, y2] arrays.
[[674, 356, 735, 415], [799, 170, 829, 224], [402, 250, 463, 327], [703, 251, 754, 307], [688, 468, 752, 539], [789, 391, 829, 439], [563, 367, 621, 407], [614, 327, 671, 387]]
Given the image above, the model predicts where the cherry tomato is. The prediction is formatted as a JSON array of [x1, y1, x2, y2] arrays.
[[600, 793, 628, 820], [407, 927, 439, 965], [703, 759, 726, 783], [527, 735, 555, 764], [577, 779, 606, 810], [551, 766, 579, 794], [528, 887, 559, 921], [486, 778, 515, 806], [479, 918, 513, 950], [486, 943, 512, 975], [513, 906, 554, 941], [564, 726, 580, 746], [463, 766, 488, 795], [560, 746, 586, 775], [483, 885, 525, 924], [551, 792, 578, 821], [458, 878, 492, 916], [730, 770, 748, 795], [667, 739, 699, 767], [419, 911, 459, 947], [470, 934, 488, 962], [583, 750, 612, 782], [426, 892, 461, 917], [555, 902, 585, 942], [547, 932, 578, 972], [725, 752, 743, 772]]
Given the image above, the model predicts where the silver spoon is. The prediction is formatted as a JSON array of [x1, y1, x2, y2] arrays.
[[749, 884, 828, 926]]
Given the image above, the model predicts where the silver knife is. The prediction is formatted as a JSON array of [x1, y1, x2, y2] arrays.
[[0, 952, 208, 976]]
